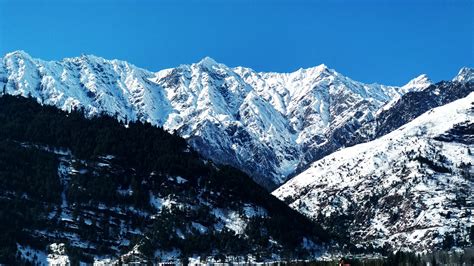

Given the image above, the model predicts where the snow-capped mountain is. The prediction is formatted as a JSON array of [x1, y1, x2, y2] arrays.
[[273, 92, 474, 252], [373, 80, 474, 138], [341, 76, 474, 153], [453, 67, 474, 83], [0, 50, 459, 189]]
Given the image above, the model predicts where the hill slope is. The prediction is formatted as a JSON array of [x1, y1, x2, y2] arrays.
[[273, 92, 474, 252], [0, 95, 329, 265]]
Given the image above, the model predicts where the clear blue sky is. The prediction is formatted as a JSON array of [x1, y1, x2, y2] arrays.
[[0, 0, 472, 85]]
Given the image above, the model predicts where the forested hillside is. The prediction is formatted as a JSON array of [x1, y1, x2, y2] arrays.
[[0, 95, 329, 264]]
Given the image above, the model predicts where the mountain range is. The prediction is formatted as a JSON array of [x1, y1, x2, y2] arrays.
[[0, 51, 473, 262], [3, 51, 464, 190]]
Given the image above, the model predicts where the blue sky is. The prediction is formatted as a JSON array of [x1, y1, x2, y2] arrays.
[[0, 0, 472, 85]]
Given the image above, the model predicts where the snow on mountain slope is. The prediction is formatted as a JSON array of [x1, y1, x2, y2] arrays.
[[0, 51, 173, 123], [401, 74, 433, 92], [0, 50, 441, 189], [377, 74, 433, 114], [372, 80, 474, 139], [453, 67, 474, 83], [273, 92, 474, 252]]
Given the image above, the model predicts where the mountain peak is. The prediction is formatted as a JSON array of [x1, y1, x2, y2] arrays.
[[296, 63, 329, 73], [74, 53, 122, 66], [453, 67, 474, 83], [290, 63, 335, 80], [314, 63, 328, 71], [4, 50, 33, 60], [401, 73, 432, 91], [79, 53, 102, 60], [407, 73, 431, 84], [411, 73, 431, 83], [197, 56, 219, 67]]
